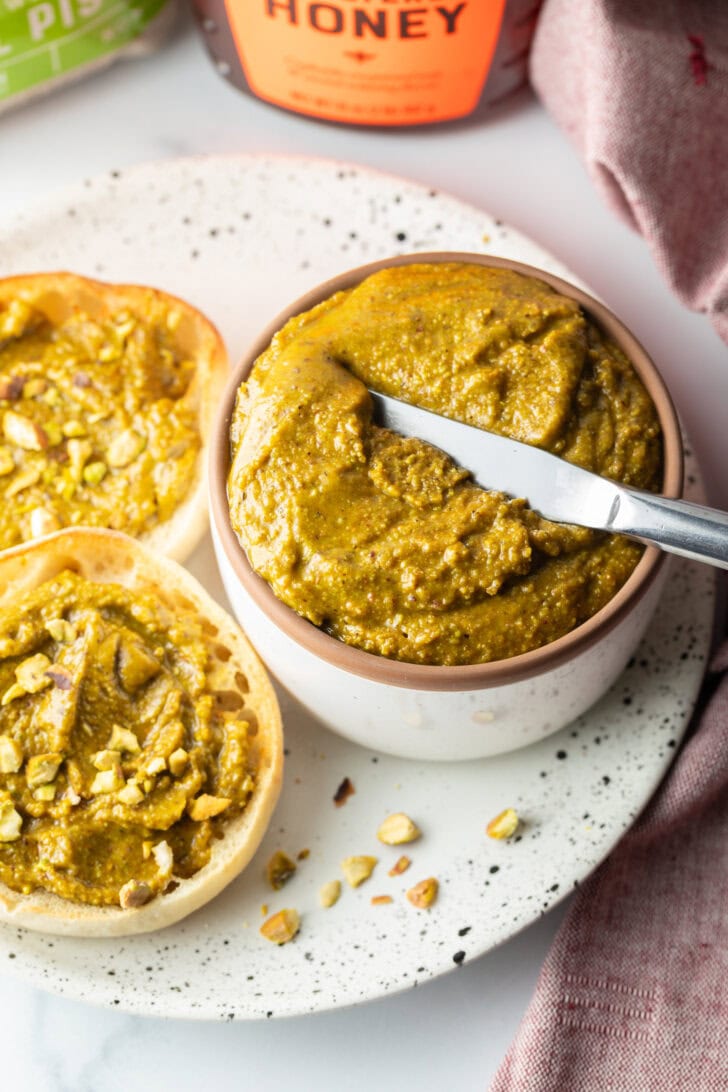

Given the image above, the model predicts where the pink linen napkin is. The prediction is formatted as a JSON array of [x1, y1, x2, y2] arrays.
[[528, 0, 728, 346], [490, 8, 728, 1085], [490, 626, 728, 1090]]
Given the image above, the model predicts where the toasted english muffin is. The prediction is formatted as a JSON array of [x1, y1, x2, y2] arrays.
[[0, 272, 227, 561], [0, 528, 283, 936]]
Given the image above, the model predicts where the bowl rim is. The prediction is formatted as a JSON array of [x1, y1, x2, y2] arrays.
[[209, 252, 684, 692]]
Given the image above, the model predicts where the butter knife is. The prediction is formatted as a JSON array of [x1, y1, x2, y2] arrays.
[[369, 390, 728, 570]]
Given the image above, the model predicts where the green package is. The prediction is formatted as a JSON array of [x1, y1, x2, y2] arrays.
[[0, 0, 171, 106]]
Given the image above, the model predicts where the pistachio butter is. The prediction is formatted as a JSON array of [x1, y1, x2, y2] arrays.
[[0, 298, 200, 550], [0, 572, 254, 907], [228, 263, 662, 667]]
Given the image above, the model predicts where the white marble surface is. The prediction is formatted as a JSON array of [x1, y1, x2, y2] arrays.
[[0, 8, 726, 1089]]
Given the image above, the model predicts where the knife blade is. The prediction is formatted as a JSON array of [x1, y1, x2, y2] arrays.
[[369, 390, 728, 570]]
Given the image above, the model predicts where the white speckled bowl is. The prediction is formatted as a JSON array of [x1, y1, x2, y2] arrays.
[[210, 252, 683, 761]]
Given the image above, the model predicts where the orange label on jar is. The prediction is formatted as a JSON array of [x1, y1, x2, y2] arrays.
[[223, 0, 507, 126]]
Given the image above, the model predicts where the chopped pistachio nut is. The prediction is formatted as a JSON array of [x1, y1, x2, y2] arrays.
[[371, 894, 393, 906], [67, 438, 93, 480], [152, 840, 174, 875], [119, 879, 153, 909], [108, 724, 141, 754], [90, 767, 124, 795], [0, 734, 22, 773], [0, 375, 25, 400], [0, 446, 14, 476], [388, 855, 412, 877], [0, 798, 22, 842], [406, 877, 439, 909], [486, 808, 520, 840], [168, 747, 188, 776], [16, 653, 53, 694], [83, 460, 107, 486], [43, 421, 63, 447], [118, 779, 145, 806], [46, 618, 77, 643], [3, 409, 48, 451], [266, 850, 297, 891], [107, 428, 146, 468], [260, 908, 300, 945], [188, 793, 231, 821], [341, 855, 378, 888], [92, 749, 122, 771], [115, 317, 137, 339], [33, 783, 56, 802], [142, 840, 153, 860], [319, 880, 341, 909], [145, 755, 166, 776], [30, 506, 61, 538], [6, 465, 41, 497], [376, 812, 421, 846], [333, 775, 355, 807], [22, 378, 47, 398], [45, 668, 71, 699], [26, 752, 63, 788], [62, 419, 87, 438], [1, 683, 26, 706], [117, 639, 162, 692]]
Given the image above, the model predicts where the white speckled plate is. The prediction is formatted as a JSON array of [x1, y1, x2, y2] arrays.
[[0, 155, 716, 1019]]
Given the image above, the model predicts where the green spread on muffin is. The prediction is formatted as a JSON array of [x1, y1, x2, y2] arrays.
[[0, 297, 200, 550], [0, 572, 254, 907]]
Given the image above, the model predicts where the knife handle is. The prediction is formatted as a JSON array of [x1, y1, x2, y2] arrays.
[[608, 488, 728, 569]]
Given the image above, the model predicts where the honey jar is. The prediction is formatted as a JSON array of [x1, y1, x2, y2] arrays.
[[192, 0, 541, 126]]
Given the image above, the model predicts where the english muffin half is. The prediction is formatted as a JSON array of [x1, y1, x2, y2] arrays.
[[0, 528, 283, 936], [0, 272, 227, 560]]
